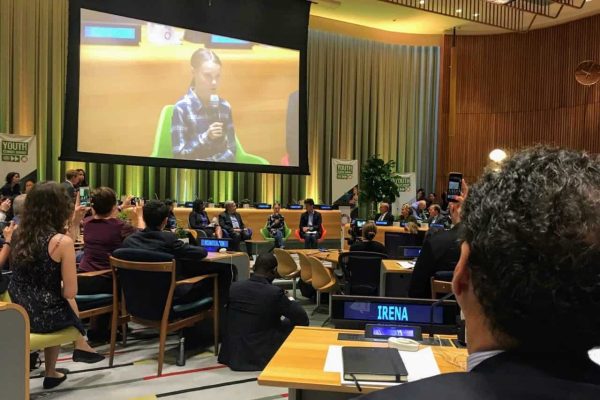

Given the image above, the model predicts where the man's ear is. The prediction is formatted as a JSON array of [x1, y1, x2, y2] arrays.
[[452, 242, 471, 297]]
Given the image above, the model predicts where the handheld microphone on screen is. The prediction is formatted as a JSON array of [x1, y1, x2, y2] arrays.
[[209, 94, 221, 121]]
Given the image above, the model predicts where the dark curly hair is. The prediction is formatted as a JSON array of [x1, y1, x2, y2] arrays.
[[10, 181, 74, 265], [461, 146, 600, 354]]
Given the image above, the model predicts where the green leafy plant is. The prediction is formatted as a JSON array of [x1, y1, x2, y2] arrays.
[[175, 227, 188, 239], [360, 155, 399, 218]]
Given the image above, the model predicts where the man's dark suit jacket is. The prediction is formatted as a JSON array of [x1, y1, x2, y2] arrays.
[[374, 212, 395, 226], [121, 229, 207, 279], [299, 210, 323, 238], [218, 212, 246, 235], [408, 224, 461, 298], [427, 214, 449, 227], [218, 275, 309, 371], [356, 351, 600, 400], [61, 180, 76, 200]]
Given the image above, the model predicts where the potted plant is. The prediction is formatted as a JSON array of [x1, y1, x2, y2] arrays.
[[207, 197, 215, 208], [359, 155, 399, 219], [175, 227, 189, 244]]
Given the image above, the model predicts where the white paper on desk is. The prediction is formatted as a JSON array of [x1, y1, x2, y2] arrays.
[[324, 345, 441, 386], [396, 261, 415, 269]]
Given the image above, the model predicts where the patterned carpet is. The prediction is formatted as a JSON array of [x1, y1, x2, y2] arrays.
[[30, 258, 329, 400]]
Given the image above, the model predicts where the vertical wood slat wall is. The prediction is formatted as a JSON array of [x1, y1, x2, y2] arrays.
[[436, 14, 600, 193]]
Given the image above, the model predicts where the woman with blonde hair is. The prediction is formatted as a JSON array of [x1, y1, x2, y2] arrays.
[[349, 222, 388, 256]]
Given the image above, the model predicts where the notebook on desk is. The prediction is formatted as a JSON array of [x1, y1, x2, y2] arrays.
[[342, 347, 408, 383]]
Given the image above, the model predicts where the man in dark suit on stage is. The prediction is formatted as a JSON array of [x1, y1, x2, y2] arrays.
[[121, 200, 232, 304], [218, 253, 309, 371], [219, 200, 252, 255], [374, 202, 394, 226], [358, 147, 600, 399], [299, 198, 322, 249], [408, 202, 461, 299]]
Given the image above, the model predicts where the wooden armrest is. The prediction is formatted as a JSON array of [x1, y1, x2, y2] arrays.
[[78, 269, 111, 278], [175, 273, 218, 286]]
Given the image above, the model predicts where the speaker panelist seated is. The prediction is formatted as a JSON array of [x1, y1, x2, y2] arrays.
[[219, 200, 252, 255], [299, 198, 322, 249], [374, 202, 394, 226]]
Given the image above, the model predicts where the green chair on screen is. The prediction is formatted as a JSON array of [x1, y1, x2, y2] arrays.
[[150, 105, 269, 165]]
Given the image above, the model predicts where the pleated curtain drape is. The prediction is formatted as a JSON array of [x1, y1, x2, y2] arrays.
[[0, 0, 439, 205]]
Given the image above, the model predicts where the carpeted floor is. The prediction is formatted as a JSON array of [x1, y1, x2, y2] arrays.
[[30, 257, 331, 400]]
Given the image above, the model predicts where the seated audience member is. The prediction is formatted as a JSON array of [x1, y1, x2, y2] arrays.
[[61, 169, 81, 200], [78, 187, 144, 294], [427, 192, 437, 207], [299, 198, 322, 249], [10, 194, 26, 225], [350, 222, 388, 256], [76, 168, 88, 188], [416, 188, 426, 202], [374, 202, 394, 226], [0, 197, 11, 223], [408, 201, 461, 298], [164, 199, 177, 231], [218, 253, 309, 371], [23, 179, 35, 194], [219, 200, 252, 254], [8, 182, 104, 389], [427, 204, 449, 228], [397, 203, 418, 226], [0, 172, 20, 198], [189, 199, 222, 238], [266, 202, 286, 248], [122, 200, 231, 304], [358, 147, 600, 399], [411, 199, 428, 221]]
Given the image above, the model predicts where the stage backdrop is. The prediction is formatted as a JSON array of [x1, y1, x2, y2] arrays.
[[0, 134, 37, 184], [0, 0, 440, 205]]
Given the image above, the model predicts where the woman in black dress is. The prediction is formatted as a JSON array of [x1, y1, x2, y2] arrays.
[[8, 182, 103, 389], [189, 199, 222, 238]]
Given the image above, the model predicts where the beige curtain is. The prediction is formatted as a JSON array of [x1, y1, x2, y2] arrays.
[[0, 1, 439, 206]]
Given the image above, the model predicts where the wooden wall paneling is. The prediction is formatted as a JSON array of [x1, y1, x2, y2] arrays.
[[436, 14, 600, 191]]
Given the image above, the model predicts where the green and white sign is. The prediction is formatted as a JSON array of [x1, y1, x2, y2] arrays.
[[0, 134, 37, 181], [392, 172, 416, 214], [332, 159, 358, 206]]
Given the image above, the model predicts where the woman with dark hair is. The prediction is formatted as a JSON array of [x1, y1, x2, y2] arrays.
[[8, 182, 103, 389], [23, 179, 36, 194], [1, 172, 21, 197], [349, 222, 387, 256], [79, 187, 144, 292], [189, 199, 222, 238], [76, 169, 88, 187], [171, 48, 237, 161]]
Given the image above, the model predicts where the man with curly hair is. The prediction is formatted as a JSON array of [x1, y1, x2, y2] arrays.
[[357, 147, 600, 399]]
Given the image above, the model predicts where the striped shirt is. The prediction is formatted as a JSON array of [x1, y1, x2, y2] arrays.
[[171, 88, 236, 162]]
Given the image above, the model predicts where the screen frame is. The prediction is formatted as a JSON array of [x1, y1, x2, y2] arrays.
[[62, 0, 310, 175]]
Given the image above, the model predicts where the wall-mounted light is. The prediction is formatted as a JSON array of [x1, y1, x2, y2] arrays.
[[489, 149, 507, 163]]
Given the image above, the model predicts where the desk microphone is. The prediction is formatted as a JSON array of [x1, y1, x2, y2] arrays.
[[428, 292, 455, 338]]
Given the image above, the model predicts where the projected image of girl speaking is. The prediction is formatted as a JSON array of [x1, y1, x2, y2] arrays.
[[172, 49, 236, 162]]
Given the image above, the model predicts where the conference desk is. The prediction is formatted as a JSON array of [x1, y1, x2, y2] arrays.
[[258, 326, 467, 399], [342, 224, 428, 250], [204, 251, 251, 281], [288, 250, 413, 297], [124, 207, 342, 243]]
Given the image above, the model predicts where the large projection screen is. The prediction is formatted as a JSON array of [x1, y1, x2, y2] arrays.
[[62, 0, 310, 175]]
